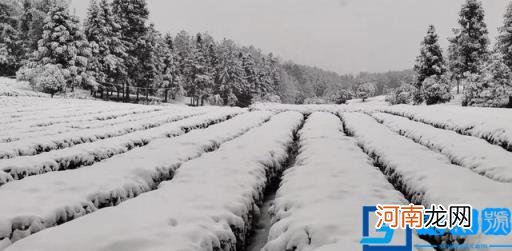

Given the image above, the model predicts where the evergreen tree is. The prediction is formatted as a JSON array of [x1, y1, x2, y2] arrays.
[[0, 0, 22, 75], [159, 33, 180, 102], [448, 0, 489, 93], [464, 52, 512, 107], [173, 30, 194, 94], [85, 0, 127, 97], [497, 2, 512, 73], [136, 24, 164, 102], [215, 39, 245, 105], [422, 75, 452, 105], [112, 0, 150, 101], [414, 25, 446, 102], [32, 3, 92, 92], [356, 82, 376, 102]]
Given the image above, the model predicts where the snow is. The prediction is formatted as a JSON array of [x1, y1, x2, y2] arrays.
[[5, 111, 303, 251], [341, 112, 512, 246], [380, 104, 512, 151], [0, 111, 272, 245], [0, 78, 48, 97], [264, 112, 431, 251], [0, 107, 168, 142], [1, 95, 511, 250], [0, 108, 243, 183], [372, 112, 512, 182], [0, 108, 206, 159]]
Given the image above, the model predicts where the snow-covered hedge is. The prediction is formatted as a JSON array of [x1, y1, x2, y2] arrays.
[[372, 112, 512, 182], [380, 105, 512, 151], [0, 107, 167, 142], [341, 112, 512, 246], [0, 108, 243, 183], [0, 111, 274, 246], [250, 103, 339, 114], [264, 112, 431, 251], [0, 109, 205, 159]]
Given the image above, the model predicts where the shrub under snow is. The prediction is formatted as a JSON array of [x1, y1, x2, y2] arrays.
[[421, 75, 452, 105]]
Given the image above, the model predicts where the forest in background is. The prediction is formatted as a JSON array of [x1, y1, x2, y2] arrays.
[[0, 0, 413, 106]]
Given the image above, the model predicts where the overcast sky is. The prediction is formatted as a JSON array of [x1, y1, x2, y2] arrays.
[[69, 0, 510, 75]]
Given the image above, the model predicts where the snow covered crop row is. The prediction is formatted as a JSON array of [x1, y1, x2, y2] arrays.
[[264, 112, 431, 251], [341, 112, 512, 246], [2, 105, 161, 131], [0, 108, 166, 142], [2, 107, 201, 142], [0, 108, 205, 159], [372, 112, 512, 182], [0, 111, 273, 247], [250, 103, 339, 114], [381, 105, 512, 151], [4, 111, 303, 251], [0, 108, 242, 184]]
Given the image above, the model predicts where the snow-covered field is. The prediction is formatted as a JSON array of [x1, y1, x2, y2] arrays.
[[1, 94, 512, 251]]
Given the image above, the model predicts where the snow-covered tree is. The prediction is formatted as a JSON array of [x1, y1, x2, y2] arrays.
[[448, 0, 490, 93], [30, 3, 92, 92], [112, 0, 150, 100], [386, 84, 417, 105], [328, 89, 351, 104], [158, 33, 180, 102], [356, 82, 376, 102], [136, 24, 165, 102], [85, 0, 127, 97], [215, 39, 246, 105], [497, 2, 512, 73], [422, 75, 452, 105], [414, 25, 446, 102], [464, 52, 512, 107], [187, 33, 215, 106], [0, 0, 23, 75], [277, 68, 299, 104]]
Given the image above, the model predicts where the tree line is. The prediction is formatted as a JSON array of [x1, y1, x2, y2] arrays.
[[0, 0, 417, 106], [388, 0, 512, 107]]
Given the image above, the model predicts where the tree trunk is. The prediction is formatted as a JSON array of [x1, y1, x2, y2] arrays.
[[456, 80, 460, 94], [146, 90, 149, 104], [508, 96, 512, 108], [136, 88, 139, 102], [126, 86, 130, 102], [164, 90, 169, 103]]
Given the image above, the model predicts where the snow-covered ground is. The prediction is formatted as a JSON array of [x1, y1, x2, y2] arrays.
[[0, 95, 511, 251]]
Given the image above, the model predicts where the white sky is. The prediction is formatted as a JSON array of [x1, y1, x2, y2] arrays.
[[69, 0, 510, 74]]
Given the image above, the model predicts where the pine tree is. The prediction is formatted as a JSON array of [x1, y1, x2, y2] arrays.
[[136, 24, 164, 102], [159, 33, 179, 102], [173, 30, 194, 96], [464, 52, 512, 107], [414, 25, 446, 93], [32, 3, 92, 92], [85, 0, 127, 98], [215, 39, 246, 105], [0, 0, 22, 75], [497, 2, 512, 73], [448, 0, 490, 93], [112, 0, 150, 101]]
